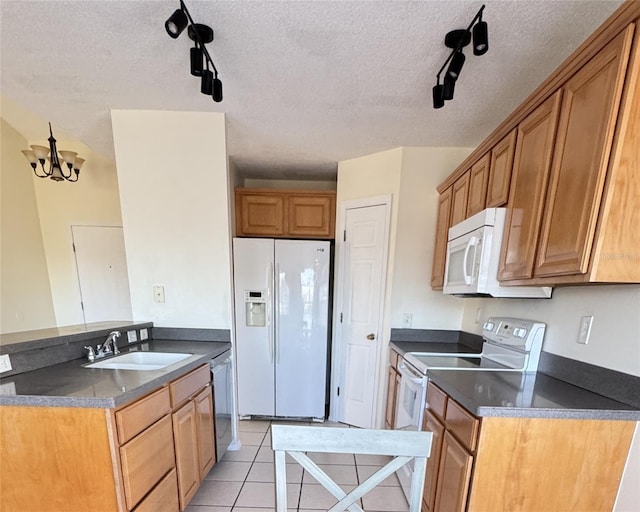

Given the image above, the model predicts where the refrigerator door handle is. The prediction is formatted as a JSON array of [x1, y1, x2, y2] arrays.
[[267, 262, 274, 364], [275, 262, 280, 364]]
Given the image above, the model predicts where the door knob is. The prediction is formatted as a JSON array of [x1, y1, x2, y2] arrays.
[[366, 333, 375, 340]]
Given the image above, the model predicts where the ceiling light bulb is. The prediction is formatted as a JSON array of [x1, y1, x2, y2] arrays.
[[165, 9, 188, 39], [447, 51, 465, 79], [473, 21, 489, 56], [443, 76, 455, 101]]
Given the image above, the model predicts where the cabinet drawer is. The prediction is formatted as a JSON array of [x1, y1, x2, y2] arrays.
[[133, 468, 179, 512], [426, 382, 447, 420], [170, 364, 211, 408], [120, 415, 176, 510], [116, 387, 171, 444], [445, 399, 480, 451]]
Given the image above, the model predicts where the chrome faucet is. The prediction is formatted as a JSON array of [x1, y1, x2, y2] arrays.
[[96, 331, 121, 358]]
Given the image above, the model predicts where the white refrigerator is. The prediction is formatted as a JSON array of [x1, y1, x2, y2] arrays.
[[233, 238, 330, 419]]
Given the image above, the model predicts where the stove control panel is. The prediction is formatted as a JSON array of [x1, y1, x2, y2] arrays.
[[482, 317, 546, 352]]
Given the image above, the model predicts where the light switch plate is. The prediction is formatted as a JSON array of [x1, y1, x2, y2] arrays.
[[127, 330, 138, 343], [577, 316, 593, 344], [140, 328, 149, 341], [0, 354, 13, 374]]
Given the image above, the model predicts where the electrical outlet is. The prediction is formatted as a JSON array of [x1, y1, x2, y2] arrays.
[[577, 316, 594, 344], [402, 314, 413, 328], [0, 354, 13, 374], [127, 330, 138, 343], [153, 285, 165, 303], [140, 328, 149, 341]]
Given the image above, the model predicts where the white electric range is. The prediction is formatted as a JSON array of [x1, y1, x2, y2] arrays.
[[394, 317, 546, 498]]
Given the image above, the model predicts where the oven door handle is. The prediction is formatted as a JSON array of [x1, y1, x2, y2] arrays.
[[398, 361, 424, 382]]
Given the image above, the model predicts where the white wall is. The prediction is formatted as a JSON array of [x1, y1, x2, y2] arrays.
[[111, 110, 232, 329], [0, 118, 56, 333], [391, 147, 473, 329], [32, 133, 124, 327], [334, 146, 472, 426], [460, 285, 640, 376], [243, 179, 336, 190]]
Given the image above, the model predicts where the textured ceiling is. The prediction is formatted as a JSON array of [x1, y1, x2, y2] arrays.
[[0, 0, 624, 180]]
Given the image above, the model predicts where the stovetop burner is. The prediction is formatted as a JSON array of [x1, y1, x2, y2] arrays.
[[402, 317, 546, 374]]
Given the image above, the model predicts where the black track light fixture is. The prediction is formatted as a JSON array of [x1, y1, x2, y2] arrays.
[[432, 4, 488, 109], [432, 81, 445, 109], [165, 0, 224, 102], [473, 17, 489, 56], [165, 8, 188, 39]]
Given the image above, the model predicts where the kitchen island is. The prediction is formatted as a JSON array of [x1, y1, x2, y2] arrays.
[[0, 324, 231, 512]]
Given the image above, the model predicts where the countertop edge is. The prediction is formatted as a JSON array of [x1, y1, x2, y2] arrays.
[[0, 340, 231, 409]]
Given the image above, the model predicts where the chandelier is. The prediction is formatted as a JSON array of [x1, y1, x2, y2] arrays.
[[21, 123, 84, 182]]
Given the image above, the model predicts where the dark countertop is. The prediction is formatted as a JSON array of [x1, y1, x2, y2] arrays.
[[390, 340, 640, 421], [0, 340, 231, 409]]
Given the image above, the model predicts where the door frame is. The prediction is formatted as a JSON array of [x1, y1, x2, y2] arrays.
[[329, 194, 392, 426]]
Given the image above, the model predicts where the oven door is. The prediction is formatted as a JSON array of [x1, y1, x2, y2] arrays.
[[395, 358, 427, 431]]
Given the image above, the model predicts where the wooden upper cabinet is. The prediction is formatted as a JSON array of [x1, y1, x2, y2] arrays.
[[235, 188, 336, 239], [467, 154, 491, 216], [236, 192, 286, 237], [288, 194, 336, 238], [498, 91, 562, 281], [450, 172, 470, 226], [431, 187, 453, 289], [486, 130, 517, 207], [535, 28, 633, 278]]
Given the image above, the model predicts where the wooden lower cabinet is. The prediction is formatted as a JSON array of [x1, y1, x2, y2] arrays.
[[384, 349, 401, 429], [195, 386, 216, 479], [133, 468, 180, 512], [173, 400, 201, 509], [433, 432, 473, 512], [421, 382, 636, 512], [421, 410, 445, 512], [0, 364, 214, 512]]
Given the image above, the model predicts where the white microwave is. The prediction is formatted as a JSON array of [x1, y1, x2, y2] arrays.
[[443, 208, 552, 298]]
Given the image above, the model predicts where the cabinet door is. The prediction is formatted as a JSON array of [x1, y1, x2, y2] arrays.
[[422, 410, 445, 512], [195, 386, 216, 479], [450, 172, 470, 226], [384, 367, 399, 429], [434, 432, 473, 512], [498, 91, 562, 281], [287, 194, 335, 238], [467, 154, 490, 217], [535, 29, 633, 277], [486, 130, 517, 207], [120, 415, 176, 510], [236, 192, 285, 236], [431, 187, 453, 289], [173, 401, 200, 511]]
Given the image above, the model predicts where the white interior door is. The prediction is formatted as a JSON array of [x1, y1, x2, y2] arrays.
[[333, 198, 390, 428], [71, 226, 132, 324]]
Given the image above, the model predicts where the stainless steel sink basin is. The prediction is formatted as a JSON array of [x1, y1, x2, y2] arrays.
[[85, 352, 192, 370]]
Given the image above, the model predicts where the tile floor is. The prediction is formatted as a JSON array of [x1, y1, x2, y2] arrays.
[[186, 420, 410, 512]]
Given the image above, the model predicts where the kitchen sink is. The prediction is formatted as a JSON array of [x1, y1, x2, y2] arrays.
[[84, 352, 192, 370]]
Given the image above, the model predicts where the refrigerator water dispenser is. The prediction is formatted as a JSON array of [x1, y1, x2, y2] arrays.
[[244, 290, 266, 327]]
